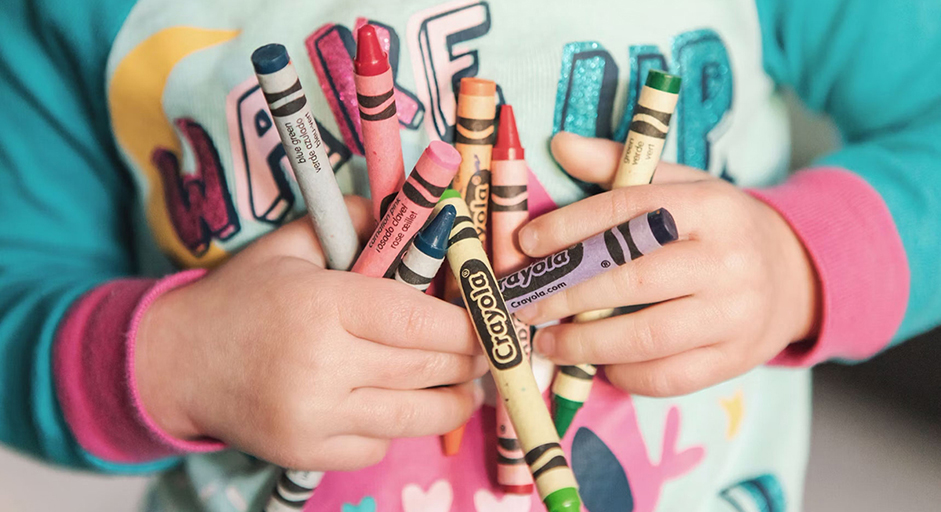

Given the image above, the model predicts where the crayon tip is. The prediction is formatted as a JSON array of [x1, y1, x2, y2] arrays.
[[501, 484, 535, 495], [544, 487, 581, 512], [414, 205, 456, 259], [426, 140, 462, 170], [645, 70, 682, 94], [493, 105, 524, 161], [647, 208, 678, 245], [553, 395, 582, 438], [354, 24, 389, 76], [442, 425, 466, 456], [438, 188, 462, 201], [251, 43, 290, 74], [459, 77, 496, 97]]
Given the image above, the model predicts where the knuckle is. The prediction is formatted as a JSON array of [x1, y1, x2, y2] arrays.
[[640, 370, 681, 397], [607, 189, 633, 224], [402, 305, 431, 342], [389, 400, 419, 435], [628, 317, 657, 360]]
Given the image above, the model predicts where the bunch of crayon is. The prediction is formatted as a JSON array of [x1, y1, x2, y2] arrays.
[[251, 27, 461, 512], [552, 70, 682, 437], [251, 24, 681, 512]]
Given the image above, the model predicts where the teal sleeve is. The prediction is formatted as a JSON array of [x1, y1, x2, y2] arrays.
[[756, 0, 941, 343], [0, 0, 175, 472]]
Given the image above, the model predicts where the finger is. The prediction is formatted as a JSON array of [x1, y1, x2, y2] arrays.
[[550, 132, 621, 186], [339, 275, 481, 355], [517, 182, 706, 258], [515, 240, 705, 324], [551, 132, 714, 187], [248, 217, 329, 267], [314, 435, 391, 471], [356, 341, 489, 390], [603, 343, 742, 397], [532, 297, 723, 365], [344, 194, 378, 243], [246, 195, 374, 267], [348, 382, 483, 438]]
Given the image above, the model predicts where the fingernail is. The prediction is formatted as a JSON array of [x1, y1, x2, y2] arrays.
[[534, 331, 555, 357], [518, 225, 538, 255]]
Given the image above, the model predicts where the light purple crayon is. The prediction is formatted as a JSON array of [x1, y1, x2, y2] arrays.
[[498, 209, 677, 313]]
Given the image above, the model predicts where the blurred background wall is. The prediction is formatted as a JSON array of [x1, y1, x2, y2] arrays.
[[1, 93, 939, 511]]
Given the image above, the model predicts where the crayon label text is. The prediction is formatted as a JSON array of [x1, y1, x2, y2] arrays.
[[461, 260, 523, 370]]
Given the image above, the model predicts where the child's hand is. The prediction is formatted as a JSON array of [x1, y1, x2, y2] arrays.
[[515, 132, 820, 397], [135, 196, 488, 471]]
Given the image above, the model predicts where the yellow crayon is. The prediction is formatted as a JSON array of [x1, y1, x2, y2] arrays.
[[453, 78, 497, 246], [555, 70, 682, 437], [437, 191, 580, 512]]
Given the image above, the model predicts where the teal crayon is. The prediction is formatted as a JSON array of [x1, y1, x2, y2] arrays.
[[394, 205, 456, 292]]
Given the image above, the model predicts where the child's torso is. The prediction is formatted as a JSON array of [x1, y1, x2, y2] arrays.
[[105, 1, 808, 510]]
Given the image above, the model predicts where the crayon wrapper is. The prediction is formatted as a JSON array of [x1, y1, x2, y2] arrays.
[[613, 86, 679, 188], [499, 235, 606, 313]]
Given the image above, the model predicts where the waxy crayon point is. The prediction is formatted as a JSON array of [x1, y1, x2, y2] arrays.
[[439, 188, 462, 201], [427, 140, 463, 169], [646, 69, 682, 93], [553, 396, 581, 438], [648, 208, 678, 244], [354, 25, 388, 76], [416, 205, 456, 259], [251, 43, 290, 74], [460, 77, 497, 96], [492, 105, 524, 161], [442, 427, 465, 456], [544, 487, 582, 512]]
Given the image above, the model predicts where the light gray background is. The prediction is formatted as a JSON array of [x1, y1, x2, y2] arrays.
[[2, 95, 939, 511]]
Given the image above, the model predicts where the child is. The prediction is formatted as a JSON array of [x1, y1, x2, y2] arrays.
[[2, 0, 940, 510]]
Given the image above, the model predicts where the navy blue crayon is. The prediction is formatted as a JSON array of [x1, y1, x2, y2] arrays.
[[395, 205, 457, 292]]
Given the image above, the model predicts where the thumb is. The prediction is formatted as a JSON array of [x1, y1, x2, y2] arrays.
[[344, 194, 378, 244], [242, 195, 374, 267], [550, 131, 712, 187]]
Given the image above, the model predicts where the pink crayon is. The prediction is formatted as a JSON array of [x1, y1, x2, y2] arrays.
[[355, 24, 406, 220], [352, 141, 461, 278], [491, 105, 535, 495]]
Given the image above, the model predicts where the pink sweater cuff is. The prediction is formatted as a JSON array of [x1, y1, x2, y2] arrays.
[[749, 168, 909, 367], [54, 270, 224, 464]]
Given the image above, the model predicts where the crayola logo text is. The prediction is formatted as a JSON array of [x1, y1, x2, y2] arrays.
[[498, 243, 584, 300], [461, 260, 523, 370]]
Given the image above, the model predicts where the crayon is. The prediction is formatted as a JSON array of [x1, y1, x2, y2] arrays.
[[453, 77, 497, 246], [355, 24, 406, 220], [553, 71, 681, 436], [439, 191, 468, 457], [438, 194, 581, 512], [551, 363, 598, 437], [252, 43, 359, 272], [612, 70, 681, 188], [498, 209, 678, 314], [490, 105, 534, 494], [265, 470, 324, 512], [440, 78, 497, 456], [352, 141, 461, 278], [253, 44, 355, 511], [394, 205, 456, 292]]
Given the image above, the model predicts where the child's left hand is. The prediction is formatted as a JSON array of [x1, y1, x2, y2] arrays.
[[514, 132, 821, 397]]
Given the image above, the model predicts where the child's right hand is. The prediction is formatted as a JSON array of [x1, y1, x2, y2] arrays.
[[134, 196, 488, 472]]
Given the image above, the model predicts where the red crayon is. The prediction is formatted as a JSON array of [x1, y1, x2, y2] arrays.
[[352, 141, 461, 278], [491, 105, 535, 495], [355, 25, 406, 221]]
